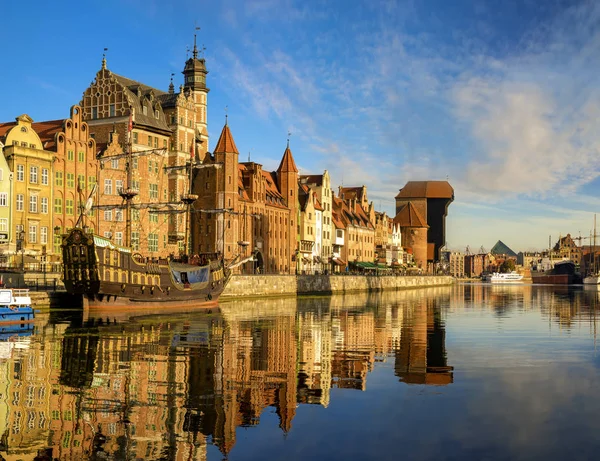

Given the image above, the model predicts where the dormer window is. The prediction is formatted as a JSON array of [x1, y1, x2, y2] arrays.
[[20, 127, 27, 133], [143, 105, 148, 116], [155, 110, 159, 119]]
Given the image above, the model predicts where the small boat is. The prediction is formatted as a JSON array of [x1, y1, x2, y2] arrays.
[[486, 271, 524, 283], [0, 288, 34, 324]]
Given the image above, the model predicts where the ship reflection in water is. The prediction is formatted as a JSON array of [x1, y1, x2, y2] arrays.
[[4, 285, 600, 460]]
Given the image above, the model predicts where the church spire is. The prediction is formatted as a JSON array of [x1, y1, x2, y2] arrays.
[[213, 120, 239, 155], [193, 27, 199, 59], [278, 139, 298, 174]]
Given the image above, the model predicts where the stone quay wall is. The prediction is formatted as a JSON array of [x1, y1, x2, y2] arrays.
[[35, 275, 453, 307], [221, 274, 453, 300]]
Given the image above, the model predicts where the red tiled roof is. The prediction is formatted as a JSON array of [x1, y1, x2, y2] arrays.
[[395, 181, 454, 199], [339, 186, 363, 201], [277, 146, 298, 173], [313, 193, 324, 211], [332, 210, 345, 229], [0, 119, 65, 151], [0, 122, 16, 139], [32, 120, 64, 150], [299, 174, 323, 186], [262, 171, 287, 208], [237, 164, 250, 201], [213, 123, 239, 154], [394, 202, 428, 228], [332, 195, 373, 230]]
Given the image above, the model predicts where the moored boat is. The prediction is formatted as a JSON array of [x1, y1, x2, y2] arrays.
[[60, 109, 254, 311], [486, 271, 524, 283], [583, 274, 600, 285], [0, 288, 34, 324], [62, 229, 232, 308], [531, 260, 582, 285]]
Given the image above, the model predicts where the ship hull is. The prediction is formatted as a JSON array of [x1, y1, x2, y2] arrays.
[[65, 277, 228, 307], [531, 274, 577, 285], [62, 228, 230, 312]]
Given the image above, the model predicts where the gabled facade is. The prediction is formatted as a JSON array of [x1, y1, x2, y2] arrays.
[[333, 188, 376, 266], [331, 208, 346, 271], [0, 115, 54, 264], [297, 184, 325, 273], [45, 106, 98, 257], [299, 171, 332, 263], [79, 52, 205, 255], [192, 123, 297, 274]]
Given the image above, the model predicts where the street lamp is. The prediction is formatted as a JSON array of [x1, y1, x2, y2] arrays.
[[17, 230, 25, 272]]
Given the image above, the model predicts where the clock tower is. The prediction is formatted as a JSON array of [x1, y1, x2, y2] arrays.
[[182, 33, 209, 152]]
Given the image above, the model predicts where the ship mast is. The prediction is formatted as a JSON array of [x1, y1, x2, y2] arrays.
[[594, 214, 597, 275], [181, 140, 198, 258], [119, 106, 138, 248]]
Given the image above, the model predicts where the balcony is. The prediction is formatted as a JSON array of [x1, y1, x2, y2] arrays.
[[300, 240, 314, 253], [168, 232, 185, 244]]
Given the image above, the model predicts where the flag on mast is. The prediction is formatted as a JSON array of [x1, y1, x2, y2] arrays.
[[190, 140, 195, 161]]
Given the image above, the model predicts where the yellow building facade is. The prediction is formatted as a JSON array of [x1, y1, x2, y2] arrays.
[[0, 115, 54, 266]]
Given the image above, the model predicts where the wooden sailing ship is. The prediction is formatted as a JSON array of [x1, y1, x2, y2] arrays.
[[61, 110, 249, 309]]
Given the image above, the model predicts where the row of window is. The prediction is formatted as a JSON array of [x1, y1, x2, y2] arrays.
[[15, 224, 49, 245], [12, 140, 37, 149], [127, 232, 162, 252], [53, 198, 75, 215], [16, 166, 49, 185], [14, 194, 49, 214], [102, 179, 162, 198]]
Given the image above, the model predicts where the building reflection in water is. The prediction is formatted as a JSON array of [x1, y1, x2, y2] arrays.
[[0, 288, 458, 460], [394, 296, 453, 385]]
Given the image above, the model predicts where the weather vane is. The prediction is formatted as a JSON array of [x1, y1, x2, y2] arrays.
[[102, 47, 108, 68]]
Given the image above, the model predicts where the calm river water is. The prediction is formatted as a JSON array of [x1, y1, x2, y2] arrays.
[[2, 283, 600, 460]]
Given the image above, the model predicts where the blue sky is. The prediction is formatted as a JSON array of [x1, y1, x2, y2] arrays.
[[2, 0, 599, 252]]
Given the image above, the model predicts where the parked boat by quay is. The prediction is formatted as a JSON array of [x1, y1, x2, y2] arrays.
[[583, 274, 600, 286], [0, 288, 34, 325], [531, 259, 582, 285], [583, 215, 600, 286], [60, 113, 255, 311], [484, 271, 524, 283]]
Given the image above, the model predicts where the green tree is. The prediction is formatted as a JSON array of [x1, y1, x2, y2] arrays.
[[499, 259, 516, 273]]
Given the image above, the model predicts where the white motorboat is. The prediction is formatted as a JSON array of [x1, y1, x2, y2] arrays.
[[486, 271, 524, 283]]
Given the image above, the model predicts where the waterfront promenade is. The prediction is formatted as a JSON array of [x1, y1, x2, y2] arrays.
[[221, 274, 453, 300], [32, 274, 453, 307]]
